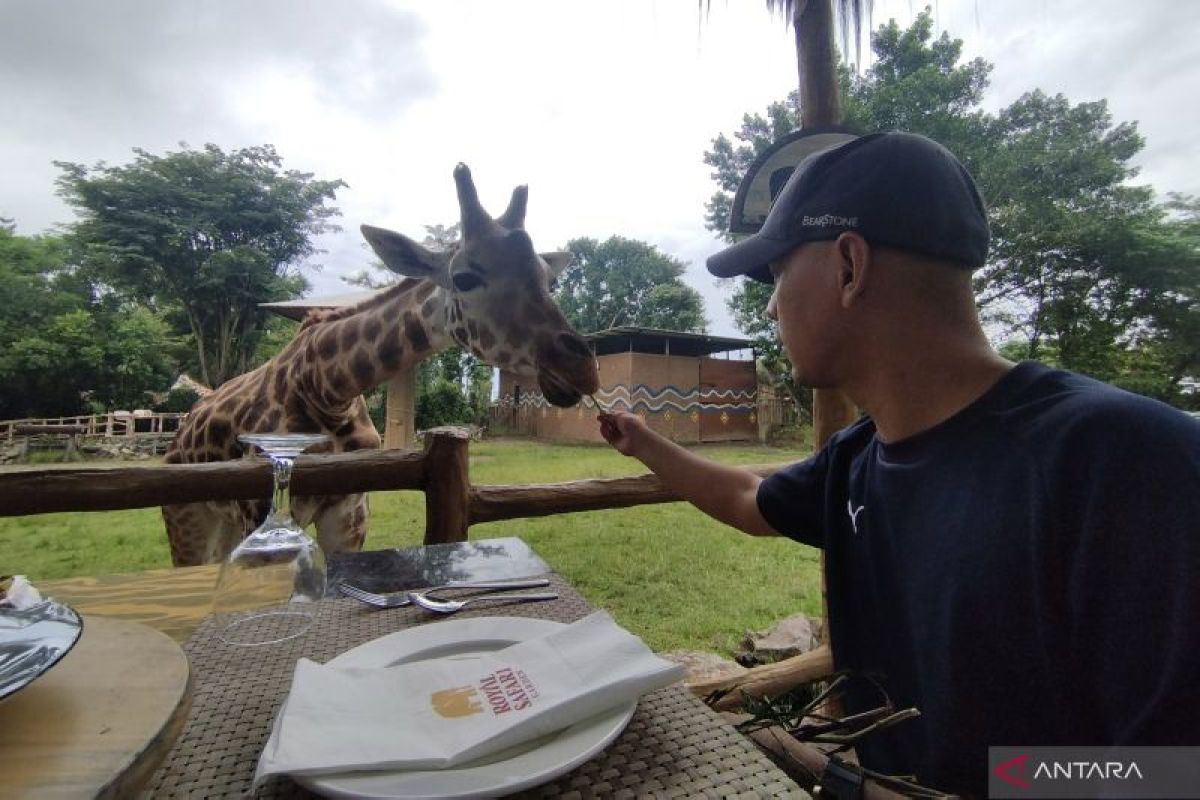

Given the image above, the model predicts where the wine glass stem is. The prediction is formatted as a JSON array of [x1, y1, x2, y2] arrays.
[[270, 454, 296, 525]]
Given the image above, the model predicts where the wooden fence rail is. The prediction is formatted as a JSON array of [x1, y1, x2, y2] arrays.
[[0, 430, 785, 547], [0, 428, 816, 710]]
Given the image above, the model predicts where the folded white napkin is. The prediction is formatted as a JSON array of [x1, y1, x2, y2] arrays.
[[255, 611, 685, 782], [2, 575, 43, 610]]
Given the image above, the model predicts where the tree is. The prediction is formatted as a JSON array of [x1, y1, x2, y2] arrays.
[[416, 346, 493, 429], [705, 11, 1200, 407], [555, 236, 706, 333], [0, 225, 181, 417], [705, 11, 990, 239], [55, 143, 344, 388], [978, 92, 1167, 374]]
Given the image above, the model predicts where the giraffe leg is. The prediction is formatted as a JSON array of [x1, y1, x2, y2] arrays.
[[308, 494, 369, 556], [162, 500, 263, 566]]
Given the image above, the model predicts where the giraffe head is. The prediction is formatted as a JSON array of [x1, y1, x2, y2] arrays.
[[361, 164, 598, 406]]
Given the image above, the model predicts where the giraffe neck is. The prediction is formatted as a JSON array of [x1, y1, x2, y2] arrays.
[[297, 279, 455, 410]]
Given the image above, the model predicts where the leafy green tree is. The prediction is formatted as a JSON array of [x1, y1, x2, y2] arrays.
[[976, 92, 1191, 388], [0, 225, 181, 417], [416, 377, 474, 430], [55, 143, 344, 388], [252, 315, 301, 367], [413, 346, 493, 429], [705, 10, 1200, 407], [556, 236, 706, 333], [1150, 194, 1200, 404], [0, 227, 93, 416]]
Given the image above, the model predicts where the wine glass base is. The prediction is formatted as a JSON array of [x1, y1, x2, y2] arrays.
[[217, 610, 315, 647]]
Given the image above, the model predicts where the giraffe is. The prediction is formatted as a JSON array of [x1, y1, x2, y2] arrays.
[[162, 164, 599, 566]]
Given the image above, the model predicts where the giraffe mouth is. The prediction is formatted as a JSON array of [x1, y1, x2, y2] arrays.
[[535, 332, 599, 407], [537, 369, 586, 407]]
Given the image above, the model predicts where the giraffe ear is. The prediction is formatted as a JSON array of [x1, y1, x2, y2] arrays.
[[539, 251, 572, 279], [361, 224, 452, 288]]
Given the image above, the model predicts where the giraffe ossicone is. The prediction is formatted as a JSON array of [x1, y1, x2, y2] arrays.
[[162, 164, 599, 566]]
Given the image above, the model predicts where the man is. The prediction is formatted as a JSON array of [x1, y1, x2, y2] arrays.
[[598, 132, 1200, 797]]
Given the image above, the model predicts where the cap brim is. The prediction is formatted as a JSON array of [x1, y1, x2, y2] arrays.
[[707, 234, 793, 284]]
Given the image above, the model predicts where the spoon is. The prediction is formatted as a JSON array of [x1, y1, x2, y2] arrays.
[[406, 590, 559, 614]]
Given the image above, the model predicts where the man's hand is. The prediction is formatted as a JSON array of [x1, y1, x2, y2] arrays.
[[597, 410, 646, 457]]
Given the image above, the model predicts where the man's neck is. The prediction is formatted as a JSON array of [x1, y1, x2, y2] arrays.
[[846, 345, 1015, 444]]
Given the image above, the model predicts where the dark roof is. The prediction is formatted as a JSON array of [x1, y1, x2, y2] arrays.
[[584, 327, 754, 358]]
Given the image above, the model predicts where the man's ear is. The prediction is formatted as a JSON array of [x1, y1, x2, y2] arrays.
[[836, 232, 871, 308], [361, 224, 452, 289]]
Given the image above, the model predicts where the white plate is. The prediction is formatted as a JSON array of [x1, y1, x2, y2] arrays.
[[0, 600, 83, 702], [295, 616, 636, 799]]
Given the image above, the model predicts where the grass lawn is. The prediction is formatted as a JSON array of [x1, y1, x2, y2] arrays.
[[0, 438, 823, 655]]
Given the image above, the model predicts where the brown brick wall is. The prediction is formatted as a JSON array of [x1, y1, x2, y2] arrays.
[[491, 352, 756, 444]]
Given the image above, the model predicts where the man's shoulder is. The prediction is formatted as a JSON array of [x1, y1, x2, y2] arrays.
[[995, 363, 1200, 468], [1012, 364, 1190, 422], [825, 414, 878, 450]]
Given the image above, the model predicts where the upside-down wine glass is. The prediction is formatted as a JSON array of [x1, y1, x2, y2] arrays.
[[211, 432, 330, 646]]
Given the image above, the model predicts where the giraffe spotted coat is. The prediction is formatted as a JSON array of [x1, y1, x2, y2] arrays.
[[162, 164, 598, 566]]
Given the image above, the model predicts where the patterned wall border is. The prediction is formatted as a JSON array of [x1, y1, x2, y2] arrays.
[[493, 383, 757, 419]]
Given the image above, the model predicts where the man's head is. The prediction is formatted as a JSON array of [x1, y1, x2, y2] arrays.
[[708, 132, 989, 284], [710, 133, 991, 389]]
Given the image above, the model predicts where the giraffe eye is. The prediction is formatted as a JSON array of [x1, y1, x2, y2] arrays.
[[453, 272, 485, 292]]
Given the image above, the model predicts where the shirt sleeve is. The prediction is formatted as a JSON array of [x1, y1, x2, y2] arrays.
[[756, 444, 831, 548], [1052, 398, 1200, 744]]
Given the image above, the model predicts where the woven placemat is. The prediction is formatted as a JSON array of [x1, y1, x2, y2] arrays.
[[143, 574, 805, 798]]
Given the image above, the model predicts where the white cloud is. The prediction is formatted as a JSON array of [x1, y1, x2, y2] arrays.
[[2, 0, 1195, 338]]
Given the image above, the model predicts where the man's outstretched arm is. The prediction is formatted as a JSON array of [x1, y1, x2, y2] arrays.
[[598, 410, 776, 536]]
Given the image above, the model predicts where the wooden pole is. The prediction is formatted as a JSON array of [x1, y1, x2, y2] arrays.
[[422, 428, 471, 544], [384, 368, 417, 449], [796, 0, 842, 130], [689, 644, 834, 711]]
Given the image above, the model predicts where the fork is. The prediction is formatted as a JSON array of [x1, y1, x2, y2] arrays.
[[337, 578, 551, 609]]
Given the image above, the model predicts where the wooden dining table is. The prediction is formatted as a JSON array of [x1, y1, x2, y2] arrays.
[[9, 538, 808, 799], [40, 561, 221, 643]]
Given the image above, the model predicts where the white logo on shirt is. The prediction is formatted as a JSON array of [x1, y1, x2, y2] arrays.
[[847, 500, 865, 534]]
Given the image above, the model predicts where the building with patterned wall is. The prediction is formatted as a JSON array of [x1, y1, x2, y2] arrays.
[[490, 327, 758, 443]]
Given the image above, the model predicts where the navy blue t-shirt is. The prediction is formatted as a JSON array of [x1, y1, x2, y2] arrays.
[[757, 362, 1200, 796]]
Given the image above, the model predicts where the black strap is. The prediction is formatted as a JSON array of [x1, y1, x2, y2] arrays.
[[816, 755, 866, 800]]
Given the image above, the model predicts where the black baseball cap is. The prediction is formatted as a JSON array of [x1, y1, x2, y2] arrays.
[[707, 132, 990, 283]]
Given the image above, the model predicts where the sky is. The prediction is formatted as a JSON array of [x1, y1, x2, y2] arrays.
[[2, 0, 1198, 337]]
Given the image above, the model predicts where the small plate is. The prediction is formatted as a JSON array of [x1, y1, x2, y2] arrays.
[[295, 616, 636, 799], [0, 600, 84, 702]]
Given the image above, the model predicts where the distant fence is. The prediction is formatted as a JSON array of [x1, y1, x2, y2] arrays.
[[0, 411, 187, 442], [756, 386, 801, 436]]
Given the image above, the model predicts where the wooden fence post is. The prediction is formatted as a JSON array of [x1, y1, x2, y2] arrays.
[[422, 428, 471, 545]]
